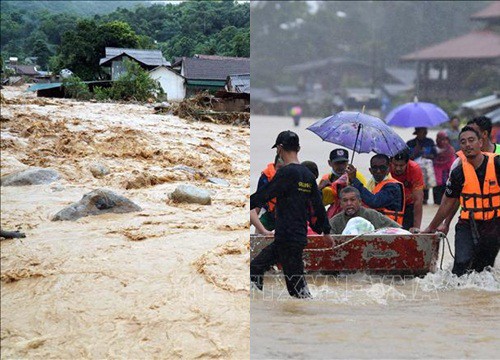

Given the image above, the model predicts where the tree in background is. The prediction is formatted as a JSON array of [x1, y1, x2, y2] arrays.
[[1, 1, 250, 77], [94, 58, 162, 102], [54, 20, 141, 80]]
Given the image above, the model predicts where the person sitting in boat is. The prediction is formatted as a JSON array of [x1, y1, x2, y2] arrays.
[[252, 154, 284, 234], [346, 154, 405, 225], [329, 186, 400, 234], [390, 150, 424, 232], [423, 126, 500, 276], [318, 148, 367, 219]]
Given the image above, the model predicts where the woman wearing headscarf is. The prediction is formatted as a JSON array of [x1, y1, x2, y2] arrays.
[[433, 131, 456, 205]]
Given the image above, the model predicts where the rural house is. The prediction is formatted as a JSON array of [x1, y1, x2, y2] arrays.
[[400, 2, 500, 101], [172, 55, 250, 96], [148, 65, 185, 101], [99, 47, 171, 80]]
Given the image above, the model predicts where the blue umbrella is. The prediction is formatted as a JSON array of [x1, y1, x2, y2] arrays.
[[307, 111, 408, 163], [385, 99, 448, 128]]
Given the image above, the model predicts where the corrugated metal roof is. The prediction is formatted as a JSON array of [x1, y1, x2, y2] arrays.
[[186, 79, 226, 87], [470, 2, 500, 20], [460, 93, 500, 111], [401, 30, 500, 61], [182, 57, 250, 81], [284, 57, 370, 73], [100, 47, 170, 67], [486, 107, 500, 124], [26, 81, 111, 92], [26, 82, 62, 92], [227, 73, 250, 93]]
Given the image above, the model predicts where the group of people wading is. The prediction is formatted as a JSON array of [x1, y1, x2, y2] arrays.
[[250, 116, 500, 299]]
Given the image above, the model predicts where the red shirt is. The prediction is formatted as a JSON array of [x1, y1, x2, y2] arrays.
[[391, 160, 424, 205]]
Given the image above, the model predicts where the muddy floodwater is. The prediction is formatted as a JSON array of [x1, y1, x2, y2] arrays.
[[1, 86, 249, 358], [250, 114, 500, 359]]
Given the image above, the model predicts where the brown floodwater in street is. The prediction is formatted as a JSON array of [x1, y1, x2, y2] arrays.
[[1, 86, 249, 358], [250, 114, 500, 359]]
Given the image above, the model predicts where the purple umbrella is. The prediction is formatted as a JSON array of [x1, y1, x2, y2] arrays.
[[307, 111, 408, 163], [385, 99, 448, 128]]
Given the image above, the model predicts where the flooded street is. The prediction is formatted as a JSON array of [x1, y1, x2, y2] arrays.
[[250, 114, 500, 359], [1, 87, 250, 358]]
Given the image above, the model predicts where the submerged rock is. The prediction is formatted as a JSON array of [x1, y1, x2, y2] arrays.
[[207, 177, 230, 187], [0, 230, 26, 239], [89, 162, 110, 178], [169, 184, 212, 205], [52, 189, 142, 221], [172, 165, 205, 177], [1, 167, 60, 186]]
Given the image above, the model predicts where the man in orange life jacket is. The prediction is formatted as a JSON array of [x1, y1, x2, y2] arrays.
[[390, 150, 424, 232], [423, 126, 500, 276], [437, 115, 500, 235], [346, 154, 405, 225], [252, 155, 284, 234]]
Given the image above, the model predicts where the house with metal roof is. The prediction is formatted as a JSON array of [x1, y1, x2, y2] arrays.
[[226, 73, 250, 94], [99, 47, 171, 80], [400, 2, 500, 101], [173, 55, 250, 96]]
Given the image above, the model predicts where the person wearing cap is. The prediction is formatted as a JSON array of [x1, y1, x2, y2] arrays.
[[319, 148, 367, 219], [433, 131, 456, 205], [346, 154, 405, 225], [390, 150, 424, 232], [407, 127, 437, 205], [250, 130, 330, 299]]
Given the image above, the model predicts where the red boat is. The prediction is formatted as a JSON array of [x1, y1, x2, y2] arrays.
[[250, 233, 442, 276]]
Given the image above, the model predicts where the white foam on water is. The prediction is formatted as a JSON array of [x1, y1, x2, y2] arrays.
[[416, 267, 500, 292], [310, 282, 406, 305]]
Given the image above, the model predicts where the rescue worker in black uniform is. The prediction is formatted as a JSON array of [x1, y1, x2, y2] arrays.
[[250, 131, 330, 298]]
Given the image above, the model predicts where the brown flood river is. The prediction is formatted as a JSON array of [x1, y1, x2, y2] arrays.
[[250, 114, 499, 359]]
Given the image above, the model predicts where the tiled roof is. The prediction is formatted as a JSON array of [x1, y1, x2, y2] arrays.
[[182, 57, 250, 81], [99, 47, 170, 66], [11, 65, 39, 76], [401, 30, 500, 61]]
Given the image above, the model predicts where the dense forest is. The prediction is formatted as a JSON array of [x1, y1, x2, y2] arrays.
[[1, 0, 250, 80], [251, 1, 490, 88]]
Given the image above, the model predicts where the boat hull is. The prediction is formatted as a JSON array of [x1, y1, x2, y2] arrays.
[[250, 234, 442, 276]]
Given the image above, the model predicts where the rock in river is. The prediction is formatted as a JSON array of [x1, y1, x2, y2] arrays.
[[1, 167, 60, 186], [52, 189, 142, 221]]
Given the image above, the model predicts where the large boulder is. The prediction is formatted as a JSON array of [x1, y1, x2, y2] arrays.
[[169, 184, 212, 205], [1, 167, 60, 186], [52, 189, 142, 221]]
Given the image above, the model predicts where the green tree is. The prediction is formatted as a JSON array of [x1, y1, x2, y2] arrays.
[[97, 58, 162, 101], [58, 19, 141, 80]]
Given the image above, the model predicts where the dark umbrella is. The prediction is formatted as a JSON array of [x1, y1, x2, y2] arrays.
[[307, 111, 408, 163], [385, 98, 448, 128]]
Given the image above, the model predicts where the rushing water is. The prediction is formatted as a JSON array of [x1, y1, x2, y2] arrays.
[[250, 115, 500, 359]]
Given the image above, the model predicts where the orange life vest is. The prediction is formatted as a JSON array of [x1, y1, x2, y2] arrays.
[[459, 153, 500, 221], [262, 163, 277, 213], [372, 178, 406, 225]]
